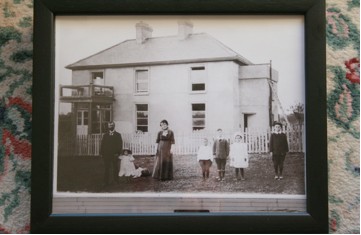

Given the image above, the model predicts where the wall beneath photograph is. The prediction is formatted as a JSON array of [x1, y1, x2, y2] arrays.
[[0, 0, 359, 233]]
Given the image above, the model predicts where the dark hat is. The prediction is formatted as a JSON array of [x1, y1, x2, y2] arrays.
[[234, 132, 243, 139], [273, 121, 282, 127], [160, 119, 168, 125], [122, 149, 132, 154]]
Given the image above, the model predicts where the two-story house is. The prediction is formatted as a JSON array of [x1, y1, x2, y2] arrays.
[[60, 21, 279, 135]]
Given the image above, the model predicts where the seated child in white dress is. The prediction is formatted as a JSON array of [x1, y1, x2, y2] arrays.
[[196, 138, 213, 180], [118, 149, 144, 178], [229, 133, 249, 180]]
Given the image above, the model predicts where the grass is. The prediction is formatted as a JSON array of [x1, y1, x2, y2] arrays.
[[57, 153, 305, 194]]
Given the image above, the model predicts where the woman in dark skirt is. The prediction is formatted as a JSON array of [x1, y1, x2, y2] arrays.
[[152, 120, 175, 181]]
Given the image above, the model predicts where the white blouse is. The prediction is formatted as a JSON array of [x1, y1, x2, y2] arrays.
[[196, 145, 213, 161]]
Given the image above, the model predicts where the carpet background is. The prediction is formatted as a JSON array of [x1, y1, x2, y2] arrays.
[[0, 0, 359, 233]]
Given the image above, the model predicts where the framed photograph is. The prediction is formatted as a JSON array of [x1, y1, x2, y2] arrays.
[[32, 0, 327, 233]]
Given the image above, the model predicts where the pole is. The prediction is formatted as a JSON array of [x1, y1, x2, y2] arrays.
[[268, 60, 290, 127], [269, 60, 273, 127]]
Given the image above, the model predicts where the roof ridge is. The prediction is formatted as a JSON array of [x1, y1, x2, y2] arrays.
[[66, 32, 252, 69], [204, 33, 253, 65], [66, 34, 207, 68], [126, 32, 210, 41], [66, 39, 133, 69]]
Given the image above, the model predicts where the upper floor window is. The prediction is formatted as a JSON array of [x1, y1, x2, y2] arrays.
[[191, 66, 206, 91], [91, 71, 104, 85], [135, 69, 149, 93], [91, 71, 105, 96]]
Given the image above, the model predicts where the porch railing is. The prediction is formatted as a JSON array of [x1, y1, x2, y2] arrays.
[[59, 84, 114, 100]]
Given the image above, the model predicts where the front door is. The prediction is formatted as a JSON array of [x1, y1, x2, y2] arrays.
[[76, 110, 88, 135], [243, 113, 256, 131]]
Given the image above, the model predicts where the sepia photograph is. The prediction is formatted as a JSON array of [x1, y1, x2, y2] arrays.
[[53, 15, 306, 214]]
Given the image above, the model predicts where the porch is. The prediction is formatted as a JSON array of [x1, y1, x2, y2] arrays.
[[59, 84, 115, 135]]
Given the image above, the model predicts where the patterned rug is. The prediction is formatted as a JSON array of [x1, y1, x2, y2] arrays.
[[0, 0, 359, 233]]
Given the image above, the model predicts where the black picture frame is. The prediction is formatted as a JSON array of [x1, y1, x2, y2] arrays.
[[32, 0, 327, 233]]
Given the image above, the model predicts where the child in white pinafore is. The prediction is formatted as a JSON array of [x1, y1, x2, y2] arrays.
[[118, 149, 144, 178], [229, 133, 249, 180], [196, 138, 213, 180]]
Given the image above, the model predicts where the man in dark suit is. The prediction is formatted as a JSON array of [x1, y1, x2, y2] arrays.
[[213, 128, 230, 181], [269, 122, 289, 180], [100, 122, 123, 186]]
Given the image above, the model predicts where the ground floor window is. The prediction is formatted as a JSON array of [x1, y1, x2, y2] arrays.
[[73, 103, 112, 135], [192, 103, 205, 130], [77, 110, 88, 125], [91, 104, 112, 134], [136, 104, 148, 133]]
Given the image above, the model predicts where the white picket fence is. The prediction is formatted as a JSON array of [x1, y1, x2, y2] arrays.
[[59, 125, 304, 156]]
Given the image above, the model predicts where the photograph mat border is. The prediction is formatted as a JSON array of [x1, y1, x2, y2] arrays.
[[32, 0, 327, 233]]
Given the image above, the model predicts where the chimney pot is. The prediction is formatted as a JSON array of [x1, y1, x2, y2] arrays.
[[178, 21, 193, 40], [136, 22, 153, 44]]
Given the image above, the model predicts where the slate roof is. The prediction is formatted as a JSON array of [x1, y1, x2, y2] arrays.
[[66, 33, 253, 70]]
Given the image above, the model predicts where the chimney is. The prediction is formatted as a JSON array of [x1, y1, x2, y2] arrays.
[[178, 21, 193, 40], [135, 22, 153, 44]]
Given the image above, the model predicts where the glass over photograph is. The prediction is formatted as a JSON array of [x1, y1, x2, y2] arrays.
[[53, 15, 306, 214]]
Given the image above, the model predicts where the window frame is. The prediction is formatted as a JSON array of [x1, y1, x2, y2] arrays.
[[189, 64, 207, 93], [90, 70, 105, 85], [191, 103, 206, 130], [134, 67, 150, 95], [135, 103, 149, 133]]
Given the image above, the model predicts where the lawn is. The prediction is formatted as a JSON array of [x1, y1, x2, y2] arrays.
[[57, 153, 305, 195]]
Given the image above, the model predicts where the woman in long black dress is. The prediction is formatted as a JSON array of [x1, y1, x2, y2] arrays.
[[152, 120, 175, 181]]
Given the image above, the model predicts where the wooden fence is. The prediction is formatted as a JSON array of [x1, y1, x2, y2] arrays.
[[58, 125, 304, 156]]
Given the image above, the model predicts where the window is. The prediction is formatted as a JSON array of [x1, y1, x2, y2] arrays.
[[192, 103, 205, 130], [83, 111, 88, 125], [77, 104, 89, 126], [77, 110, 88, 125], [91, 71, 104, 96], [191, 66, 206, 91], [77, 111, 81, 125], [136, 104, 148, 132], [91, 104, 112, 134], [91, 72, 104, 85], [135, 70, 149, 93]]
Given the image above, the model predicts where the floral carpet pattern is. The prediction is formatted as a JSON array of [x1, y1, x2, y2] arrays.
[[0, 0, 359, 233], [326, 0, 360, 233]]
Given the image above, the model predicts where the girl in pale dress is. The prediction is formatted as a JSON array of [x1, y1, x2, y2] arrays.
[[196, 138, 213, 180], [229, 133, 249, 180], [118, 149, 144, 178]]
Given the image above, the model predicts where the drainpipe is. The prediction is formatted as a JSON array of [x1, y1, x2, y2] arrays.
[[268, 60, 273, 127], [88, 103, 92, 134]]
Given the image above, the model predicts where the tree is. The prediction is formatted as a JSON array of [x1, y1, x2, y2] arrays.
[[58, 113, 76, 156], [287, 103, 304, 125]]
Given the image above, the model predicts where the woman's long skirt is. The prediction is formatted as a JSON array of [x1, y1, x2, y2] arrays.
[[152, 141, 173, 180]]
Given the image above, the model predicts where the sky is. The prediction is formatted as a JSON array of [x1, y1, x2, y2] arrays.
[[55, 15, 305, 112]]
